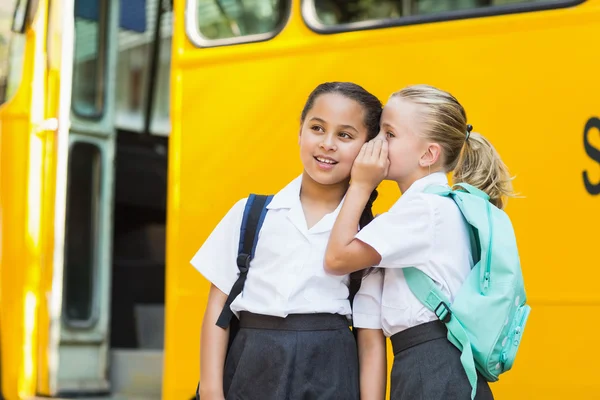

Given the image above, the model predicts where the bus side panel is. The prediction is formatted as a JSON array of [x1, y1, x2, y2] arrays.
[[0, 113, 30, 400], [166, 2, 600, 399], [0, 2, 52, 397]]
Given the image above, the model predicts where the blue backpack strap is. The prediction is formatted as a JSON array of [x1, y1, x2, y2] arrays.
[[216, 194, 273, 330], [195, 195, 271, 400], [404, 267, 478, 400]]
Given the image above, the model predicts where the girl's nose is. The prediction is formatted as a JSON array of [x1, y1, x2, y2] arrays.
[[319, 134, 337, 151]]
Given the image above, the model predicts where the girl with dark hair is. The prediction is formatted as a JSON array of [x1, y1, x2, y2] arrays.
[[192, 82, 386, 400]]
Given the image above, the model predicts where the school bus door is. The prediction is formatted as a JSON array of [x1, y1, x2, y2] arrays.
[[35, 0, 118, 395], [0, 0, 114, 397], [0, 0, 85, 398]]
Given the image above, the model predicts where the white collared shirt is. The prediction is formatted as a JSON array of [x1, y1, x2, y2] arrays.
[[354, 172, 473, 337], [190, 175, 383, 323]]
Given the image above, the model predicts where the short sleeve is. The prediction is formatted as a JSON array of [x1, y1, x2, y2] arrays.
[[355, 194, 434, 269], [352, 269, 384, 329], [190, 198, 247, 295]]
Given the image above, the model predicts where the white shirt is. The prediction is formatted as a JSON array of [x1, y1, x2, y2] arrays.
[[190, 175, 383, 324], [355, 172, 473, 337]]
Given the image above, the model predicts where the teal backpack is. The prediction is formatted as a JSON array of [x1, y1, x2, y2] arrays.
[[404, 182, 531, 400]]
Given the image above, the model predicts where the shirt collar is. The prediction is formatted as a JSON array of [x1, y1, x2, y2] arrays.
[[266, 174, 346, 234], [403, 172, 449, 196], [266, 174, 303, 210]]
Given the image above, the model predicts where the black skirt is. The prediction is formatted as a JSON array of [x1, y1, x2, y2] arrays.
[[390, 321, 494, 400], [223, 312, 359, 400]]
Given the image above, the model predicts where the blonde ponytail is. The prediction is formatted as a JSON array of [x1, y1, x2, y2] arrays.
[[453, 132, 514, 209]]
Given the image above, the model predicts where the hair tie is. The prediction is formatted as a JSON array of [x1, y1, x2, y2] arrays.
[[466, 124, 473, 141]]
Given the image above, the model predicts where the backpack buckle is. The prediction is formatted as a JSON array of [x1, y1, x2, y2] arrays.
[[435, 302, 452, 323], [236, 253, 251, 272]]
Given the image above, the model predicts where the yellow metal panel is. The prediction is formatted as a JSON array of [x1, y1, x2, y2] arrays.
[[0, 1, 53, 398], [0, 109, 30, 400]]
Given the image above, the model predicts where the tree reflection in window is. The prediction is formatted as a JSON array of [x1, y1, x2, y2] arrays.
[[196, 0, 287, 40]]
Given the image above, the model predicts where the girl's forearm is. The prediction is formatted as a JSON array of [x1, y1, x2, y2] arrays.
[[199, 284, 229, 399], [325, 184, 381, 275], [358, 328, 387, 400]]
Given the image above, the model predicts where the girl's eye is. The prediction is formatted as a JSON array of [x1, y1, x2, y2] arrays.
[[339, 132, 352, 139], [311, 125, 325, 133], [386, 131, 395, 138]]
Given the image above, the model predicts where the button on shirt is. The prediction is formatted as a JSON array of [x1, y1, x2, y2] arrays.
[[355, 172, 473, 337], [191, 175, 383, 323]]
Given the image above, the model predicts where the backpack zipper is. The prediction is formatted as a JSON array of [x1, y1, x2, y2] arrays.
[[483, 201, 493, 291]]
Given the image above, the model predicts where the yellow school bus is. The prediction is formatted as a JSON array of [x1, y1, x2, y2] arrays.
[[0, 0, 598, 399]]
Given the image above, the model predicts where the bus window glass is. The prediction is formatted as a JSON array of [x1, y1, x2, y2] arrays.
[[115, 0, 172, 135], [149, 32, 171, 135], [64, 142, 102, 325], [0, 0, 26, 104], [308, 0, 559, 27], [72, 0, 107, 118], [191, 0, 288, 43]]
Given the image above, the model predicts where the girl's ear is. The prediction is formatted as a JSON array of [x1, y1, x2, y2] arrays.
[[420, 142, 442, 167]]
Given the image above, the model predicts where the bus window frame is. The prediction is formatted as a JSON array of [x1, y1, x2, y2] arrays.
[[0, 0, 32, 105], [184, 0, 292, 48], [11, 0, 30, 34], [301, 0, 586, 35]]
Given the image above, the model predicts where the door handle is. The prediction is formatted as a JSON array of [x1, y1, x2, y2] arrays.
[[34, 118, 58, 136]]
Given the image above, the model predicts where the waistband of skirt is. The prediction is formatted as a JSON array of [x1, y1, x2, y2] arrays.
[[239, 312, 350, 331], [390, 320, 448, 355]]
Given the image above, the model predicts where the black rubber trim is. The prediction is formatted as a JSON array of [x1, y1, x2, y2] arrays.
[[302, 0, 586, 35], [55, 389, 111, 398]]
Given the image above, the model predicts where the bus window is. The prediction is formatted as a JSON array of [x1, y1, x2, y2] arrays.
[[186, 0, 290, 47], [0, 0, 27, 104], [64, 141, 103, 325], [148, 33, 171, 135], [305, 0, 580, 29], [72, 0, 107, 118], [115, 0, 172, 135]]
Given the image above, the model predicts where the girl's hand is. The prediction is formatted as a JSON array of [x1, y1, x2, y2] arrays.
[[351, 139, 389, 192]]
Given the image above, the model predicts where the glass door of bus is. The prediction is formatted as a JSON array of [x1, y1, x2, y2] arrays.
[[42, 0, 172, 397], [39, 0, 117, 395]]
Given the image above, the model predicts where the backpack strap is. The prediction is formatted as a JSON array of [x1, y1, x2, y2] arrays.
[[423, 184, 452, 196], [453, 182, 490, 201], [425, 182, 489, 202], [216, 194, 273, 330], [424, 185, 488, 292], [404, 267, 478, 400], [195, 195, 272, 400]]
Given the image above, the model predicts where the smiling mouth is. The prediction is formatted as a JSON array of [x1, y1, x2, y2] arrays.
[[314, 156, 338, 165]]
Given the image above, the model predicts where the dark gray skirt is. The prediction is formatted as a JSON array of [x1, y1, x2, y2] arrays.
[[223, 312, 359, 400], [390, 321, 494, 400]]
